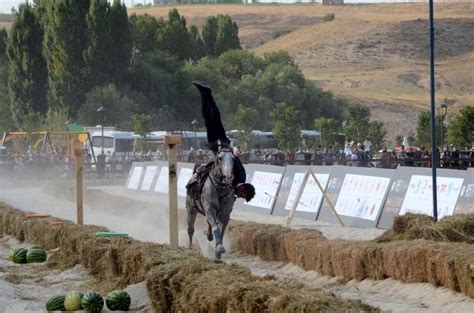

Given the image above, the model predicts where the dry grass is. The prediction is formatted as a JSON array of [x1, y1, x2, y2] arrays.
[[0, 203, 377, 312], [227, 214, 474, 299]]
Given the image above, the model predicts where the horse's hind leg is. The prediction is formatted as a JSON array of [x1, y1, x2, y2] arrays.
[[204, 222, 213, 241], [187, 204, 198, 249]]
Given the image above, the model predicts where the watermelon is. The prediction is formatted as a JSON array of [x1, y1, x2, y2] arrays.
[[106, 290, 131, 311], [45, 294, 66, 312], [9, 247, 28, 264], [64, 291, 83, 311], [81, 291, 104, 313], [26, 247, 47, 263]]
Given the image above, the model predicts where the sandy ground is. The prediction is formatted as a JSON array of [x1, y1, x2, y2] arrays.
[[0, 235, 151, 313], [1, 182, 474, 312]]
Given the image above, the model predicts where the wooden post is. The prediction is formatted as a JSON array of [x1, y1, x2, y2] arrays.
[[308, 168, 344, 227], [286, 170, 310, 227], [72, 139, 84, 225], [164, 135, 182, 249]]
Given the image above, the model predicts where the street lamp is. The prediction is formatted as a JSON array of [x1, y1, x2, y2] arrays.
[[191, 119, 198, 162], [438, 102, 448, 148], [97, 105, 108, 155]]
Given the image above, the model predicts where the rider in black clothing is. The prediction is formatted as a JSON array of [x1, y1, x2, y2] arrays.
[[192, 80, 255, 202]]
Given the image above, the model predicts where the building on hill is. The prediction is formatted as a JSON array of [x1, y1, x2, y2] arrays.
[[322, 0, 344, 5]]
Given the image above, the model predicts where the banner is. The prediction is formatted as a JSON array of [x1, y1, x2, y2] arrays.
[[399, 175, 464, 219], [154, 166, 168, 193], [245, 171, 283, 210], [285, 172, 329, 213], [127, 166, 143, 190], [141, 166, 158, 191], [178, 168, 194, 197], [334, 174, 390, 221]]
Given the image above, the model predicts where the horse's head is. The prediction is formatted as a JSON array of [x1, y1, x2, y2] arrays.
[[215, 145, 234, 185]]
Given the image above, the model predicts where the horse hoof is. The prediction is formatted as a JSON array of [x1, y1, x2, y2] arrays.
[[216, 244, 226, 254], [204, 230, 213, 242]]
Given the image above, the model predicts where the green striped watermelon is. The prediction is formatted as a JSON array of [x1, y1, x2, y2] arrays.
[[26, 247, 47, 263], [45, 294, 66, 312], [81, 291, 104, 313], [9, 248, 27, 264], [106, 290, 131, 311], [64, 292, 83, 311]]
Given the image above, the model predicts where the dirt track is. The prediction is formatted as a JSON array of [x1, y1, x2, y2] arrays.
[[2, 180, 474, 312]]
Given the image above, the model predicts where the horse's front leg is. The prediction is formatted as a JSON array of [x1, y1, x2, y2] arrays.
[[186, 199, 198, 250], [205, 206, 225, 259]]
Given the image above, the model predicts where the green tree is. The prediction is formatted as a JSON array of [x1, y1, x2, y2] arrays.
[[156, 9, 191, 60], [21, 112, 43, 131], [77, 84, 136, 130], [202, 16, 218, 56], [415, 110, 445, 148], [7, 3, 48, 128], [109, 0, 131, 82], [85, 0, 112, 87], [344, 104, 371, 143], [215, 14, 240, 56], [189, 25, 206, 61], [42, 107, 69, 131], [0, 28, 7, 57], [132, 113, 152, 137], [44, 0, 90, 116], [129, 13, 159, 55], [447, 106, 474, 147], [0, 57, 14, 132], [368, 121, 386, 151], [314, 117, 341, 147], [233, 104, 258, 151], [270, 102, 301, 152]]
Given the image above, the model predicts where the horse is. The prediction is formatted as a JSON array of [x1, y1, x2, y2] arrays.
[[186, 145, 235, 259]]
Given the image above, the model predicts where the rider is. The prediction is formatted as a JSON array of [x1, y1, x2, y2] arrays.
[[192, 80, 255, 202]]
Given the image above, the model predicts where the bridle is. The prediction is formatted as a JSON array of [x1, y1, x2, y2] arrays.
[[209, 146, 234, 190]]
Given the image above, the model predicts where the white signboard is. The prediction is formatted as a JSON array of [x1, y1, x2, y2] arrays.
[[178, 168, 194, 197], [245, 171, 282, 210], [127, 166, 143, 190], [335, 174, 390, 221], [154, 166, 168, 193], [400, 175, 464, 219], [141, 166, 158, 191], [285, 172, 330, 213]]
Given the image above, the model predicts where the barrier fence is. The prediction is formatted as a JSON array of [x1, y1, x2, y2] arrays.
[[125, 161, 474, 229]]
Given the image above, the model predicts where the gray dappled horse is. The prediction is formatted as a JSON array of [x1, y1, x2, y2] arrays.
[[186, 145, 235, 259]]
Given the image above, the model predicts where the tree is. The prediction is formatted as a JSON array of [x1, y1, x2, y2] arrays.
[[314, 117, 340, 147], [215, 14, 240, 56], [202, 16, 218, 56], [7, 3, 48, 128], [344, 104, 371, 143], [129, 13, 159, 56], [447, 106, 474, 147], [415, 110, 444, 148], [270, 102, 301, 152], [85, 0, 112, 87], [156, 9, 191, 60], [189, 25, 206, 61], [42, 107, 69, 131], [0, 28, 7, 57], [368, 121, 386, 151], [233, 104, 258, 151], [109, 0, 131, 82], [77, 84, 136, 130], [202, 15, 240, 57], [131, 113, 152, 151], [44, 0, 90, 116], [0, 57, 14, 132]]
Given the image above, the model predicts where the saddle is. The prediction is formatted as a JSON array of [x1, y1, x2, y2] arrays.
[[186, 161, 215, 201]]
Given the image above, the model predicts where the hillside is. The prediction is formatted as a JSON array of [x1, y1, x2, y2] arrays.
[[132, 3, 474, 142]]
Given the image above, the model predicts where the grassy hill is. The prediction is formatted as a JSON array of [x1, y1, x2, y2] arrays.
[[132, 3, 474, 142]]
